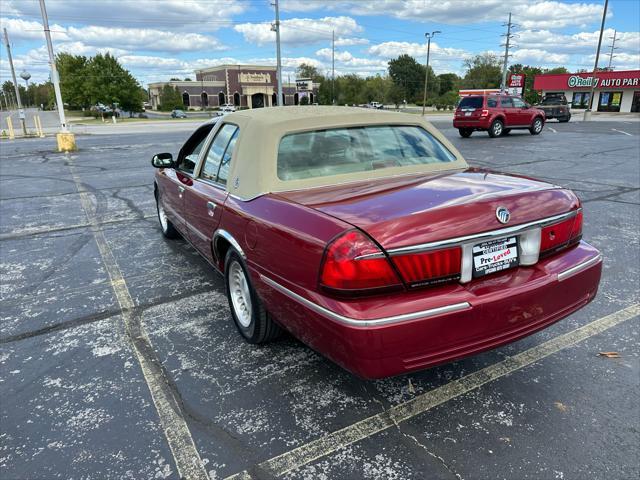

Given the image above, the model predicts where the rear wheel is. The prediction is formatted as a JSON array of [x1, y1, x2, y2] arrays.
[[458, 128, 472, 138], [224, 250, 281, 344], [501, 128, 511, 136], [156, 191, 179, 239], [559, 116, 570, 123], [530, 117, 544, 135], [488, 119, 503, 138]]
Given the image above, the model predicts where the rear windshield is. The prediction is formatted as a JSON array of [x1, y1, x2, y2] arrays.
[[277, 125, 457, 181], [458, 96, 484, 109]]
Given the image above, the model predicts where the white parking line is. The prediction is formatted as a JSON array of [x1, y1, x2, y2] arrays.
[[69, 157, 209, 480], [548, 127, 557, 133], [225, 303, 639, 479], [611, 128, 633, 136]]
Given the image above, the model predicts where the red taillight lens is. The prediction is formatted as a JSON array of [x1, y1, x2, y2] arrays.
[[392, 247, 462, 287], [480, 109, 489, 117], [320, 230, 401, 294], [540, 210, 583, 256]]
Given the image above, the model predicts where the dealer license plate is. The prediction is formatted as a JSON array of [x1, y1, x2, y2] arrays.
[[472, 236, 519, 278]]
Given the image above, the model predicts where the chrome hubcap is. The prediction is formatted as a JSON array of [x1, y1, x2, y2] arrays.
[[494, 122, 502, 135], [158, 201, 168, 232], [229, 261, 252, 327]]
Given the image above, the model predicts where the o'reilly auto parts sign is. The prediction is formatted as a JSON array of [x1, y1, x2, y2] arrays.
[[568, 74, 640, 89]]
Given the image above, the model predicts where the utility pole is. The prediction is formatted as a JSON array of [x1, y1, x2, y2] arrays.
[[39, 0, 76, 150], [606, 29, 618, 70], [272, 0, 283, 106], [421, 30, 440, 116], [331, 30, 336, 105], [500, 13, 515, 91], [3, 28, 27, 136], [584, 0, 609, 121]]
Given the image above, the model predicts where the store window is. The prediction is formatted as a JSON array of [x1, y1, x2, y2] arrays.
[[632, 91, 640, 113], [572, 92, 591, 109], [598, 91, 623, 112]]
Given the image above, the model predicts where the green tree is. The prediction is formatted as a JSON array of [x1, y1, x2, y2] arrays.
[[57, 52, 90, 108], [296, 63, 321, 80], [83, 53, 146, 113], [159, 85, 183, 111], [437, 73, 460, 95], [387, 82, 406, 108], [388, 54, 424, 100], [462, 53, 502, 89]]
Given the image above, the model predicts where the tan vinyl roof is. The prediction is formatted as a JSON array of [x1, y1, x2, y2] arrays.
[[215, 106, 468, 200]]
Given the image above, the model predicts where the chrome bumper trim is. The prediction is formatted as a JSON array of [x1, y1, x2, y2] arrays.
[[557, 254, 602, 282], [260, 275, 471, 327], [359, 209, 581, 259]]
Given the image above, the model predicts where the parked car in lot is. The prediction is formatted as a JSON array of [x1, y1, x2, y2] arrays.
[[151, 106, 601, 378], [217, 105, 235, 116], [171, 109, 188, 118], [368, 101, 384, 109], [535, 94, 571, 122], [454, 94, 546, 138], [220, 103, 236, 112]]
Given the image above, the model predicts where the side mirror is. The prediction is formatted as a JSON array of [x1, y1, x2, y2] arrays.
[[151, 152, 174, 168]]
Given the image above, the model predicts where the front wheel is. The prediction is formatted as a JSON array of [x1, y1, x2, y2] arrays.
[[156, 192, 179, 239], [458, 128, 472, 138], [488, 119, 503, 138], [224, 250, 281, 344], [530, 117, 544, 135]]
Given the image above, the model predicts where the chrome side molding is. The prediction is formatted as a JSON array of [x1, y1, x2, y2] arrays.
[[260, 274, 471, 327], [558, 254, 602, 282]]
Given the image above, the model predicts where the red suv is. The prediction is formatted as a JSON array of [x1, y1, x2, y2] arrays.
[[453, 94, 546, 138]]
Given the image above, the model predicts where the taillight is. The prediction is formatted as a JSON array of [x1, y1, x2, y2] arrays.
[[320, 230, 401, 295], [540, 210, 583, 257], [392, 247, 462, 288], [480, 109, 489, 117]]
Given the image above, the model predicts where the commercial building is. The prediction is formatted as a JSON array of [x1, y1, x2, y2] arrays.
[[533, 70, 640, 113], [148, 64, 320, 110]]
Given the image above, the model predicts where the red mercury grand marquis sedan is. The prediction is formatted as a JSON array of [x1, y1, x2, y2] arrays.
[[152, 106, 602, 379]]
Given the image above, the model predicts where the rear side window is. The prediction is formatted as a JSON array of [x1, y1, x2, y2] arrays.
[[487, 98, 498, 108], [277, 125, 457, 181], [500, 97, 514, 108], [459, 96, 484, 109]]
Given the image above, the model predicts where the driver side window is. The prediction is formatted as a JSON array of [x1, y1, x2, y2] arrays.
[[512, 97, 526, 108], [177, 125, 213, 175]]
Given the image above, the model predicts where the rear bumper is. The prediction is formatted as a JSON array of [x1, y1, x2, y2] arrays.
[[255, 241, 602, 379], [453, 117, 492, 129]]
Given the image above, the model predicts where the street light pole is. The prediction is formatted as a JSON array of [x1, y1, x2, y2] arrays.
[[39, 0, 76, 150], [273, 0, 283, 106], [3, 28, 28, 136], [584, 0, 609, 121], [421, 30, 440, 116]]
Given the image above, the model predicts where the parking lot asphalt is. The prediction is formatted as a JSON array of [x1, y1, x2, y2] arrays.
[[1, 118, 638, 480]]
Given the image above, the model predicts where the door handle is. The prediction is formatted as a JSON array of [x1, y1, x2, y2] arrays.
[[206, 201, 216, 216], [178, 185, 185, 198]]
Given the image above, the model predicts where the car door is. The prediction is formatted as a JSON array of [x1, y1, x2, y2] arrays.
[[511, 96, 530, 125], [184, 123, 239, 261], [499, 96, 516, 126], [158, 124, 214, 234]]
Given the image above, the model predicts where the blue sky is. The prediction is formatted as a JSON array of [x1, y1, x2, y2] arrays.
[[1, 0, 639, 87]]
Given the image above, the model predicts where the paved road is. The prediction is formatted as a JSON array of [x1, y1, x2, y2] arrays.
[[1, 120, 638, 479]]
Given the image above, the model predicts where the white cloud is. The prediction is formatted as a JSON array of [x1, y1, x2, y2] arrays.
[[280, 0, 606, 29], [516, 29, 640, 55], [234, 16, 362, 46], [511, 48, 570, 65], [2, 0, 246, 29], [316, 48, 387, 69], [368, 41, 469, 62], [334, 37, 369, 47], [0, 18, 225, 53]]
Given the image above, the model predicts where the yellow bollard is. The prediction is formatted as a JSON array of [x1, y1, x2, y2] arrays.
[[56, 132, 77, 152], [7, 117, 15, 139]]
